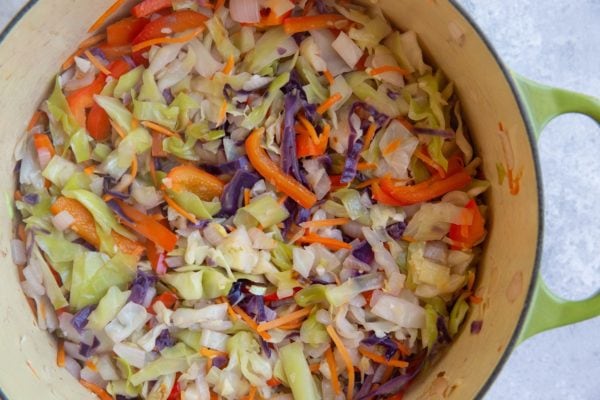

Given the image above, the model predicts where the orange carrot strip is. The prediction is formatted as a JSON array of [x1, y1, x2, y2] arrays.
[[222, 55, 235, 75], [267, 377, 281, 387], [357, 162, 377, 171], [325, 347, 342, 395], [56, 340, 65, 368], [110, 120, 126, 139], [362, 123, 377, 149], [358, 346, 409, 368], [323, 69, 335, 85], [297, 233, 352, 251], [200, 347, 228, 358], [88, 0, 128, 32], [244, 188, 251, 206], [131, 26, 205, 52], [163, 192, 198, 224], [326, 325, 355, 400], [83, 166, 96, 175], [257, 308, 312, 332], [369, 65, 410, 77], [232, 305, 272, 340], [317, 92, 342, 115], [381, 352, 401, 383], [79, 379, 112, 400], [141, 120, 179, 138], [83, 50, 111, 76], [79, 33, 107, 50], [298, 115, 320, 144], [309, 363, 321, 373], [300, 218, 350, 229], [283, 14, 347, 35], [382, 138, 402, 156], [278, 320, 304, 330], [245, 386, 257, 400], [245, 128, 317, 209], [220, 297, 239, 322]]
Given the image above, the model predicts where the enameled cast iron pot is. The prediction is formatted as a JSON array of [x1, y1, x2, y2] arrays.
[[0, 1, 599, 399]]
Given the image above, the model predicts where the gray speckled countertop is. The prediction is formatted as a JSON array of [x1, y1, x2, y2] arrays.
[[2, 1, 599, 399]]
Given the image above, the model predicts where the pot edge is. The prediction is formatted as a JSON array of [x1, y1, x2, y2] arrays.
[[0, 1, 545, 399]]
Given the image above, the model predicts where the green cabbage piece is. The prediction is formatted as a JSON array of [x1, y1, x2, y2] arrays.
[[332, 188, 370, 225], [244, 26, 288, 73], [170, 92, 200, 129], [427, 136, 448, 171], [423, 304, 438, 349], [271, 240, 294, 271], [295, 284, 327, 307], [42, 156, 78, 187], [233, 194, 290, 229], [168, 190, 221, 219], [139, 68, 164, 103], [162, 136, 199, 161], [92, 143, 112, 162], [241, 72, 290, 129], [35, 232, 84, 288], [449, 295, 469, 337], [31, 246, 68, 309], [129, 343, 198, 386], [296, 56, 328, 102], [63, 171, 92, 191], [205, 15, 240, 61], [70, 129, 92, 163], [280, 341, 321, 400], [174, 330, 203, 351], [133, 100, 179, 131], [325, 273, 384, 307], [161, 267, 232, 300], [300, 309, 329, 346], [70, 252, 137, 310], [226, 331, 272, 387], [87, 286, 131, 330], [94, 95, 133, 133], [384, 31, 428, 75], [185, 121, 225, 142], [346, 71, 406, 117], [114, 66, 144, 99]]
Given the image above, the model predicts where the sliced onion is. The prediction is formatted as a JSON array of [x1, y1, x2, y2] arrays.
[[64, 356, 82, 379], [51, 210, 75, 231], [165, 256, 184, 268], [423, 241, 449, 264], [331, 32, 363, 68], [11, 239, 26, 265], [113, 342, 147, 369], [229, 0, 260, 23]]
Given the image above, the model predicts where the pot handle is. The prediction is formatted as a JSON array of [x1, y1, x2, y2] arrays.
[[511, 72, 600, 344]]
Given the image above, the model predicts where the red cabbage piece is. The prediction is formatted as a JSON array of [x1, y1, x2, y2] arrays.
[[471, 320, 483, 334], [281, 91, 306, 185], [212, 355, 228, 369], [220, 170, 261, 215], [386, 222, 407, 239], [106, 199, 134, 223], [203, 156, 251, 176], [260, 337, 272, 358], [79, 336, 100, 358], [354, 373, 375, 399], [155, 329, 175, 351], [361, 333, 398, 360], [22, 193, 39, 205], [437, 316, 452, 344], [240, 295, 277, 322], [162, 88, 174, 104], [128, 269, 157, 305], [71, 305, 96, 333], [103, 177, 130, 200], [352, 241, 374, 265]]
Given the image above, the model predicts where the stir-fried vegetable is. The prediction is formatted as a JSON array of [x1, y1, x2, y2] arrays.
[[15, 1, 488, 399]]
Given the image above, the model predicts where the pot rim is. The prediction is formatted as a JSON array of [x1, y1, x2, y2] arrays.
[[0, 1, 545, 399]]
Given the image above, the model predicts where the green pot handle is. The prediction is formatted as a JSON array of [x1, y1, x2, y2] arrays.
[[511, 72, 600, 344]]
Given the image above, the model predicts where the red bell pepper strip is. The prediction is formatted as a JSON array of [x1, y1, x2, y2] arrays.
[[166, 165, 224, 201], [379, 171, 472, 206], [110, 199, 178, 252], [149, 291, 178, 313], [132, 10, 208, 44], [106, 17, 149, 46], [371, 181, 406, 206], [167, 382, 181, 400], [86, 103, 111, 140], [132, 0, 173, 18], [296, 123, 329, 158], [448, 199, 485, 249], [146, 240, 168, 275], [245, 128, 317, 209]]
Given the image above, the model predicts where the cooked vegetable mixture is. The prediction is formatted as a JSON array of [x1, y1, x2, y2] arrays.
[[13, 0, 488, 399]]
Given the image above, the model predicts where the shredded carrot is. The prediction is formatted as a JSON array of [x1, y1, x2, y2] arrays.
[[415, 147, 446, 178], [467, 270, 475, 291], [222, 55, 235, 75], [381, 352, 401, 383], [27, 111, 43, 131], [131, 26, 205, 52], [85, 360, 98, 372], [355, 178, 379, 189], [325, 347, 342, 395], [369, 65, 410, 77], [362, 123, 377, 149], [257, 307, 312, 332], [130, 157, 138, 180], [357, 162, 377, 171], [309, 363, 321, 373], [245, 386, 257, 400], [141, 120, 179, 138], [131, 118, 140, 130], [88, 0, 127, 32], [298, 115, 320, 144], [243, 188, 251, 207], [83, 165, 96, 175], [83, 50, 111, 76], [220, 297, 239, 322], [327, 325, 355, 400], [382, 138, 402, 156], [317, 92, 342, 115], [56, 340, 65, 367], [17, 224, 27, 243], [300, 217, 350, 229], [200, 347, 228, 358], [79, 379, 113, 400], [358, 346, 409, 368], [217, 99, 228, 127], [323, 69, 335, 85], [110, 120, 126, 139], [79, 33, 107, 50], [402, 235, 416, 243], [278, 320, 304, 330], [392, 339, 411, 357], [267, 377, 281, 387], [397, 117, 415, 132], [232, 305, 272, 340], [298, 233, 352, 251], [163, 192, 198, 224]]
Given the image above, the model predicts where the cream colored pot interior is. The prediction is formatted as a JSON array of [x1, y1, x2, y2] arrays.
[[0, 1, 540, 399]]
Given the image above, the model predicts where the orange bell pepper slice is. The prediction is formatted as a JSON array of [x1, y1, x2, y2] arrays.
[[132, 10, 208, 44], [106, 17, 149, 46], [379, 171, 472, 206], [132, 0, 173, 18], [166, 165, 224, 201], [448, 199, 485, 249], [50, 197, 144, 257], [245, 128, 317, 209]]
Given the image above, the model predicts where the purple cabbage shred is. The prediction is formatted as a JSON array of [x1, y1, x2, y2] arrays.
[[219, 170, 261, 215], [352, 241, 375, 265], [471, 320, 483, 334], [386, 222, 407, 239], [106, 199, 134, 223], [128, 269, 157, 305], [79, 336, 100, 358], [71, 305, 96, 333], [22, 193, 39, 205], [155, 329, 175, 351]]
